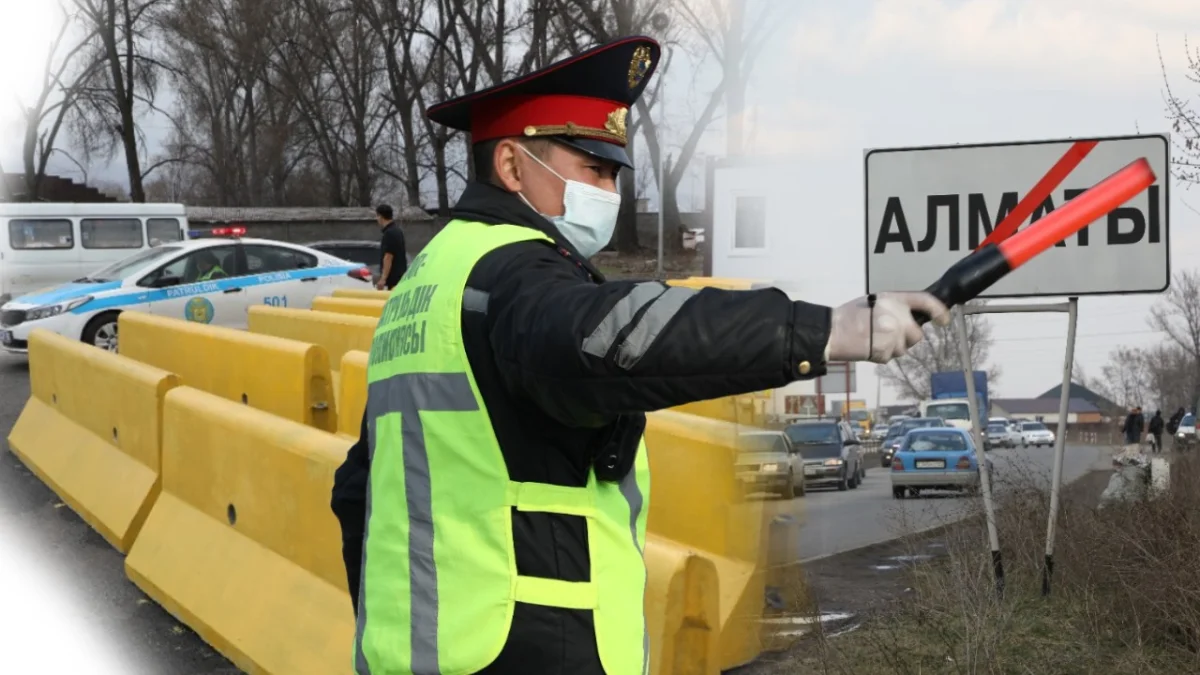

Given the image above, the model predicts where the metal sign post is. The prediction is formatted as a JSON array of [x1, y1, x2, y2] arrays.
[[1042, 297, 1078, 595], [953, 308, 1004, 597], [960, 300, 1079, 596]]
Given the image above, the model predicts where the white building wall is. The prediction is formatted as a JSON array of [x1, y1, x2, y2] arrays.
[[709, 157, 864, 309], [710, 156, 868, 403]]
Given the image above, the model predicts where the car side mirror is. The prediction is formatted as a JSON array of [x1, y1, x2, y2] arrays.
[[152, 275, 183, 288]]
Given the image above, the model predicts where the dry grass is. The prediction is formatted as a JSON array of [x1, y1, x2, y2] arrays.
[[765, 451, 1200, 674]]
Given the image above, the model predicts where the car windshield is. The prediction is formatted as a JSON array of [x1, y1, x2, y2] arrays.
[[987, 423, 1006, 433], [785, 423, 839, 445], [902, 419, 941, 433], [1023, 422, 1047, 431], [925, 402, 970, 421], [739, 434, 787, 454], [849, 410, 869, 422], [85, 245, 185, 282], [904, 430, 969, 452], [1182, 414, 1195, 427]]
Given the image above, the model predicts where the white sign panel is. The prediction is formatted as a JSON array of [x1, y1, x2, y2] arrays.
[[815, 362, 856, 395], [865, 134, 1170, 298]]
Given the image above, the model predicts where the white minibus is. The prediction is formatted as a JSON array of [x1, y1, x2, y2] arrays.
[[0, 203, 188, 304]]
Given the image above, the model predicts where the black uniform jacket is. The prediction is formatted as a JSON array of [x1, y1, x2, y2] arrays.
[[331, 182, 833, 674]]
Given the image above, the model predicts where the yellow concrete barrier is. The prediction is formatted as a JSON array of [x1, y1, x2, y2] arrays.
[[337, 351, 368, 438], [119, 311, 337, 433], [125, 387, 352, 675], [313, 296, 385, 318], [247, 306, 375, 372], [331, 288, 391, 301], [644, 534, 721, 674], [646, 410, 767, 670], [8, 329, 178, 552]]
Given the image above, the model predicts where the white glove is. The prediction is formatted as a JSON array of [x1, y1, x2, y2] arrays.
[[825, 292, 950, 364]]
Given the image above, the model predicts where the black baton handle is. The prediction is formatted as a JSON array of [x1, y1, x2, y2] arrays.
[[911, 243, 1011, 325]]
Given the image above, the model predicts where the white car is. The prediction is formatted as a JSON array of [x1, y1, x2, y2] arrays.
[[1175, 413, 1196, 449], [0, 230, 373, 353], [1019, 421, 1056, 448]]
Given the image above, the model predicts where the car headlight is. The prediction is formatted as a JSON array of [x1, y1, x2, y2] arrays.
[[25, 296, 92, 321], [824, 459, 844, 466], [760, 463, 781, 472]]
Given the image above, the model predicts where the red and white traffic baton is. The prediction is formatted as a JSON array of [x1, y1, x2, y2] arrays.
[[912, 158, 1157, 324]]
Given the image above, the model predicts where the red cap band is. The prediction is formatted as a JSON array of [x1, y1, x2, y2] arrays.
[[470, 94, 628, 145]]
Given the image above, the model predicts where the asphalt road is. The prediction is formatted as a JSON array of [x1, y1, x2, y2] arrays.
[[765, 443, 1110, 563], [0, 347, 1111, 673], [0, 352, 236, 674]]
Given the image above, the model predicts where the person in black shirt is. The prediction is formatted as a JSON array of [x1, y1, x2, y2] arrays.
[[1148, 409, 1164, 453], [375, 204, 407, 289]]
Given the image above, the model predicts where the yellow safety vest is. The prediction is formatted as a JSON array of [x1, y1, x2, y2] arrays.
[[198, 265, 224, 281], [356, 219, 651, 674]]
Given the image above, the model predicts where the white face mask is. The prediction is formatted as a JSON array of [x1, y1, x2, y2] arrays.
[[518, 145, 621, 258]]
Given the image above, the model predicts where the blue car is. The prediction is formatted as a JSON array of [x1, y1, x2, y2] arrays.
[[890, 427, 994, 499]]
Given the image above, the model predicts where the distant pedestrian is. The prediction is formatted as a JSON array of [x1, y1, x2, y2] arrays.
[[375, 204, 407, 290], [1149, 409, 1164, 453], [1117, 406, 1146, 465]]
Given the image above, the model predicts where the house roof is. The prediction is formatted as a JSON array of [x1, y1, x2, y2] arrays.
[[1037, 382, 1121, 412], [992, 397, 1101, 415]]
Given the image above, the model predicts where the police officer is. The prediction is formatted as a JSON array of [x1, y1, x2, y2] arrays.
[[331, 36, 949, 675]]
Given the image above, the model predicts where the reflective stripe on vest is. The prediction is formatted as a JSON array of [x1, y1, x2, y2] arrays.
[[355, 220, 652, 675]]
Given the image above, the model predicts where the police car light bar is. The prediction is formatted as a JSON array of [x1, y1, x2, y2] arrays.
[[211, 227, 247, 237]]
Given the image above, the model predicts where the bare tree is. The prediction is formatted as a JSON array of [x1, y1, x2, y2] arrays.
[[160, 0, 309, 206], [1148, 269, 1200, 409], [551, 0, 673, 252], [628, 0, 792, 253], [1158, 36, 1200, 187], [1142, 342, 1197, 412], [1095, 345, 1152, 410], [351, 0, 437, 207], [279, 0, 395, 205], [879, 303, 1001, 402], [19, 4, 100, 202], [70, 0, 174, 202]]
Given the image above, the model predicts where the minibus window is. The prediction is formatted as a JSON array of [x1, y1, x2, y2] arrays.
[[147, 218, 184, 245], [81, 218, 144, 249], [8, 219, 73, 249]]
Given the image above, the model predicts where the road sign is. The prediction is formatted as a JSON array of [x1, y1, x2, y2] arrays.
[[784, 394, 825, 416], [864, 133, 1170, 298], [815, 362, 855, 395]]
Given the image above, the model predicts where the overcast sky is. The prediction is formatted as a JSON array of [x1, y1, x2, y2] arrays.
[[1, 0, 1199, 408], [716, 0, 1200, 408]]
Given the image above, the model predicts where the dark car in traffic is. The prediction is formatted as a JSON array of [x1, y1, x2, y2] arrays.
[[784, 419, 865, 491], [880, 416, 947, 467]]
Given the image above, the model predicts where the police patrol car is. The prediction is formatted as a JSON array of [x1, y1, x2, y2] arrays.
[[0, 228, 373, 353]]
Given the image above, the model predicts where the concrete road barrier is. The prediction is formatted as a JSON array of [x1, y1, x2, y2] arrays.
[[331, 288, 391, 301], [644, 535, 721, 674], [337, 351, 368, 439], [645, 410, 768, 670], [125, 387, 353, 675], [247, 306, 374, 372], [119, 311, 337, 433], [313, 296, 385, 319], [8, 329, 179, 553]]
